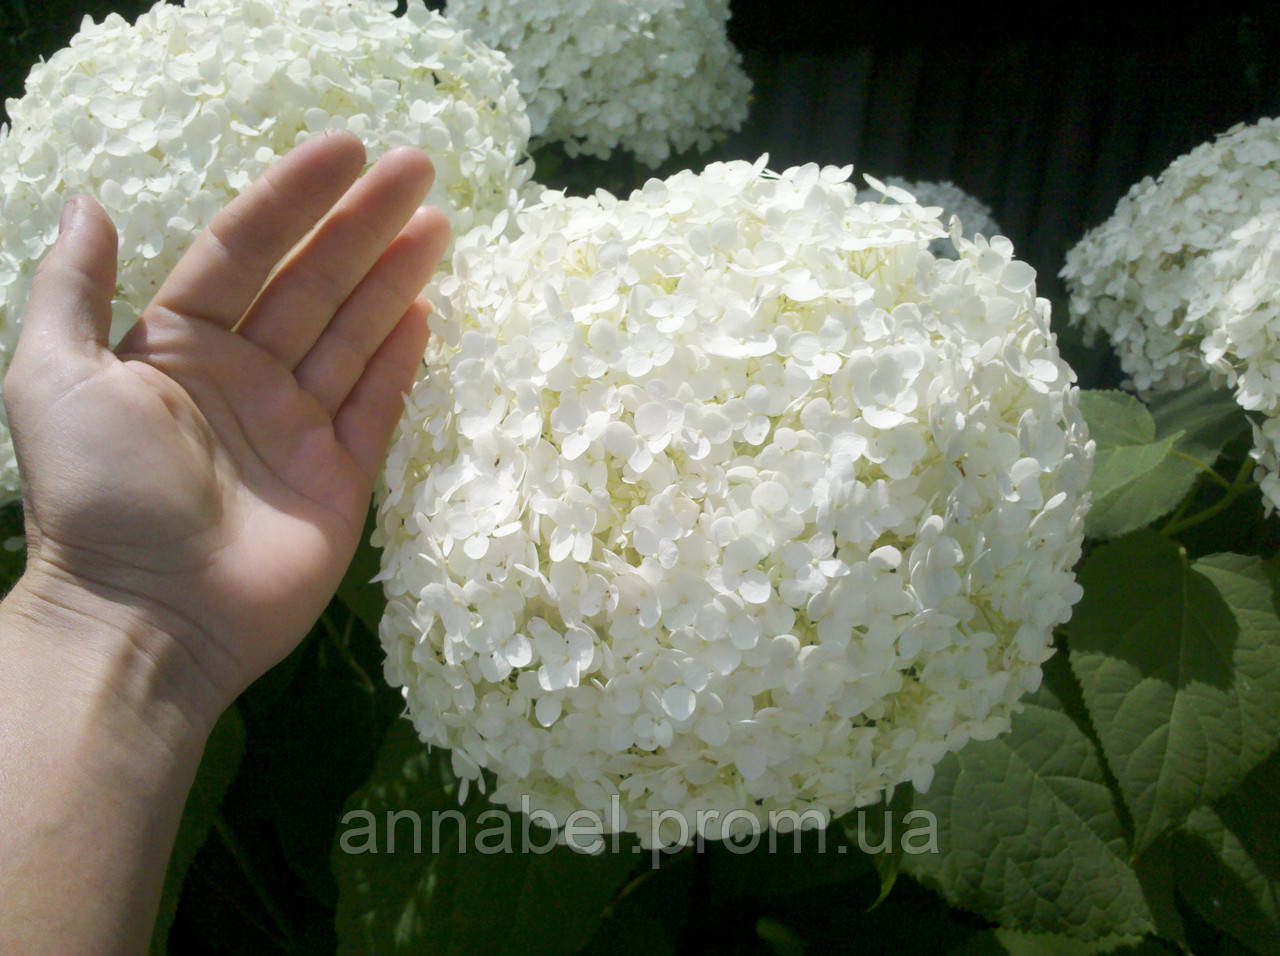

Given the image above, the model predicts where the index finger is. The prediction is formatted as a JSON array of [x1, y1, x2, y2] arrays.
[[147, 131, 368, 330]]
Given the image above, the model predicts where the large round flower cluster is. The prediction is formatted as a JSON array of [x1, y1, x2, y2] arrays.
[[1060, 117, 1280, 394], [884, 177, 1003, 257], [0, 0, 533, 501], [1192, 210, 1280, 509], [445, 0, 751, 167], [376, 158, 1093, 848]]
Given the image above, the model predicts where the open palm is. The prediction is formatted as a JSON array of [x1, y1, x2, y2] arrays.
[[4, 132, 449, 701]]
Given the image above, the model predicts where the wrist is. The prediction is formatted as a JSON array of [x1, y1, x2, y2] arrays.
[[0, 569, 223, 954], [1, 562, 229, 754]]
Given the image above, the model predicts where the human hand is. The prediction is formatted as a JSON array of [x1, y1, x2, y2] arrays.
[[2, 131, 449, 723]]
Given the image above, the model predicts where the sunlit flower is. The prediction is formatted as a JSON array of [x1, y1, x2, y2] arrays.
[[884, 177, 1003, 256], [377, 158, 1093, 848]]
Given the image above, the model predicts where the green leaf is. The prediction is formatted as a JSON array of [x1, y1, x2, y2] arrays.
[[1128, 834, 1186, 945], [1090, 431, 1183, 501], [336, 506, 387, 636], [1181, 748, 1280, 950], [151, 704, 246, 954], [948, 929, 1164, 955], [269, 631, 381, 906], [1147, 377, 1251, 465], [1169, 805, 1280, 954], [580, 850, 691, 956], [531, 143, 565, 182], [901, 684, 1152, 940], [0, 500, 25, 595], [333, 720, 640, 955], [756, 918, 806, 956], [1081, 390, 1159, 448], [1080, 382, 1252, 540], [1080, 390, 1195, 539], [836, 783, 914, 909], [1069, 534, 1280, 852], [1214, 746, 1280, 882]]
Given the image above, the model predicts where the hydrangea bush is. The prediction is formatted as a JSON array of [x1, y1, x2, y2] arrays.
[[0, 0, 534, 500], [884, 177, 1003, 256], [4, 3, 1280, 951], [1192, 209, 1280, 508], [1060, 117, 1280, 394], [1063, 118, 1280, 510], [445, 0, 752, 166], [375, 158, 1092, 847]]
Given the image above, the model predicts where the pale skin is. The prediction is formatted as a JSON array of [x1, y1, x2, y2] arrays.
[[0, 131, 450, 953]]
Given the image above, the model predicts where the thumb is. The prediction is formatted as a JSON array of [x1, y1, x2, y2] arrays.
[[17, 195, 119, 363]]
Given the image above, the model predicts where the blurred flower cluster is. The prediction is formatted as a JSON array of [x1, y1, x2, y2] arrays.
[[1061, 117, 1280, 394], [446, 0, 752, 166], [1062, 117, 1280, 506]]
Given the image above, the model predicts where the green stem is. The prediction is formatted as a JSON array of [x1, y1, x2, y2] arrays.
[[212, 812, 295, 948], [1161, 486, 1199, 533], [602, 844, 694, 918], [1161, 455, 1256, 538], [320, 606, 376, 694], [184, 854, 289, 951], [1168, 449, 1232, 489]]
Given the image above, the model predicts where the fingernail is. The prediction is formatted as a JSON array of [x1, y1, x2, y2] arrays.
[[59, 195, 81, 236]]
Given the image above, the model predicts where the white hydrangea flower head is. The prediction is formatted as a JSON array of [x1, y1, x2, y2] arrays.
[[0, 0, 533, 502], [1250, 419, 1280, 515], [445, 0, 751, 167], [884, 177, 1003, 257], [1060, 117, 1280, 394], [1191, 209, 1280, 509], [377, 157, 1093, 849]]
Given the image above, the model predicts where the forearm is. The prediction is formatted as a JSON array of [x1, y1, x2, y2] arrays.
[[0, 572, 221, 955]]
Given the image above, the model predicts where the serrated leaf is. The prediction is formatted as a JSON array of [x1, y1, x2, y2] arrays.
[[1080, 390, 1199, 538], [1147, 378, 1251, 464], [1170, 806, 1280, 954], [1069, 534, 1280, 853], [1080, 391, 1157, 447], [1090, 431, 1183, 500], [151, 704, 246, 954], [333, 720, 640, 956], [901, 684, 1152, 940], [1214, 747, 1280, 882], [837, 783, 914, 909], [1081, 383, 1252, 540], [1129, 834, 1186, 944]]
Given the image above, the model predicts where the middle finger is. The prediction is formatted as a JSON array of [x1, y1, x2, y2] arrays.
[[234, 146, 435, 368]]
